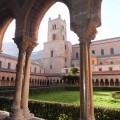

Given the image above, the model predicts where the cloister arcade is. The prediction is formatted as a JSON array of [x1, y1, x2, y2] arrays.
[[0, 0, 102, 120], [0, 70, 120, 87]]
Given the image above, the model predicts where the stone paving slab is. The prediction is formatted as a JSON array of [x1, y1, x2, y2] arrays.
[[0, 111, 45, 120], [0, 111, 9, 120]]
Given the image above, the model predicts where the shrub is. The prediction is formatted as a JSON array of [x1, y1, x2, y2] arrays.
[[0, 97, 120, 120], [111, 91, 120, 99]]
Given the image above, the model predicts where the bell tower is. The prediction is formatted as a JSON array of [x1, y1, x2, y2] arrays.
[[43, 15, 72, 74], [48, 14, 67, 42]]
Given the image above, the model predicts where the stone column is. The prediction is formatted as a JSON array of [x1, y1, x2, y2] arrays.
[[10, 38, 25, 120], [78, 19, 97, 120], [21, 41, 37, 119]]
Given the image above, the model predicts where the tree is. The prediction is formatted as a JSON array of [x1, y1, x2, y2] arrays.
[[70, 67, 79, 75]]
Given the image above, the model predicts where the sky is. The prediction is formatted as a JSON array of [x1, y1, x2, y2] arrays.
[[3, 0, 120, 52]]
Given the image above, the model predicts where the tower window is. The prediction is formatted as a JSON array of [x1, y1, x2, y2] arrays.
[[51, 51, 53, 57], [53, 24, 56, 30], [53, 34, 56, 40], [65, 45, 66, 49], [101, 49, 104, 56], [62, 35, 64, 40], [76, 52, 79, 59], [50, 65, 52, 69], [110, 48, 114, 55], [65, 58, 67, 62]]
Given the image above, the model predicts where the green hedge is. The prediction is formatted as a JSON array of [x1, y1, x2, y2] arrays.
[[0, 97, 120, 120], [111, 91, 120, 99], [93, 87, 120, 91], [0, 86, 65, 97]]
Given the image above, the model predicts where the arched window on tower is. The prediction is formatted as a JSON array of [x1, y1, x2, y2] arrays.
[[53, 34, 56, 40], [65, 45, 66, 49], [0, 61, 2, 68], [51, 51, 53, 57], [76, 52, 79, 59], [8, 62, 11, 69], [62, 25, 64, 29], [101, 49, 104, 56], [62, 35, 64, 40], [52, 24, 56, 30], [110, 48, 114, 55]]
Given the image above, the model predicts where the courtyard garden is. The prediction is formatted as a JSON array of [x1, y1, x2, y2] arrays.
[[0, 86, 120, 120], [29, 90, 120, 109]]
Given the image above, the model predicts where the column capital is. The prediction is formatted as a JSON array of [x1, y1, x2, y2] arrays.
[[13, 36, 38, 54], [71, 19, 97, 44], [26, 41, 38, 55]]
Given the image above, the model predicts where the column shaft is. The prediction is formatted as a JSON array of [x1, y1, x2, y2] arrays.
[[10, 49, 25, 120], [21, 52, 33, 119], [80, 41, 95, 120]]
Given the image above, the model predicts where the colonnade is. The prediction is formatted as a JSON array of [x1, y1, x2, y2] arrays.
[[93, 78, 120, 87], [1, 76, 120, 87], [8, 37, 38, 120]]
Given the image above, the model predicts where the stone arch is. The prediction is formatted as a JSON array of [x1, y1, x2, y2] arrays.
[[24, 1, 71, 40], [95, 79, 99, 86], [0, 8, 15, 51], [110, 79, 114, 86], [105, 79, 109, 86], [100, 79, 104, 86], [115, 79, 119, 86]]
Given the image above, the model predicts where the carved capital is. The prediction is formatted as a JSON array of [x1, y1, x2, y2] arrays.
[[13, 37, 38, 54], [82, 19, 97, 41], [71, 19, 97, 44], [26, 41, 38, 55]]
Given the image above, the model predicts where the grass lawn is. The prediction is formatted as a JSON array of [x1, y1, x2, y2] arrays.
[[29, 91, 120, 109]]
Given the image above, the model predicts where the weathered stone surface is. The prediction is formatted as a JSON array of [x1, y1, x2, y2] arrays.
[[0, 111, 9, 120]]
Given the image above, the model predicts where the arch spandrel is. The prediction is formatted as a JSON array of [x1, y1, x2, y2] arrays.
[[70, 0, 102, 38], [23, 0, 72, 41], [0, 8, 15, 52]]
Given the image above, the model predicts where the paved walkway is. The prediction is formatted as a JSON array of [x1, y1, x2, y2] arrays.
[[0, 111, 44, 120]]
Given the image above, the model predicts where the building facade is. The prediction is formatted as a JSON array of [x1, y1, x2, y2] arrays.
[[0, 16, 120, 87]]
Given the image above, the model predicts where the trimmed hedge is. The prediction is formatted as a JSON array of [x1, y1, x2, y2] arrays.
[[111, 91, 120, 99], [0, 97, 120, 120], [0, 86, 65, 97]]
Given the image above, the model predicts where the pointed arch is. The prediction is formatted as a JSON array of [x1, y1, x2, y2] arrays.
[[24, 1, 71, 41]]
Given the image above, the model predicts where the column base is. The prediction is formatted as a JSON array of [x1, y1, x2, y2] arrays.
[[5, 109, 25, 120], [22, 109, 34, 120]]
